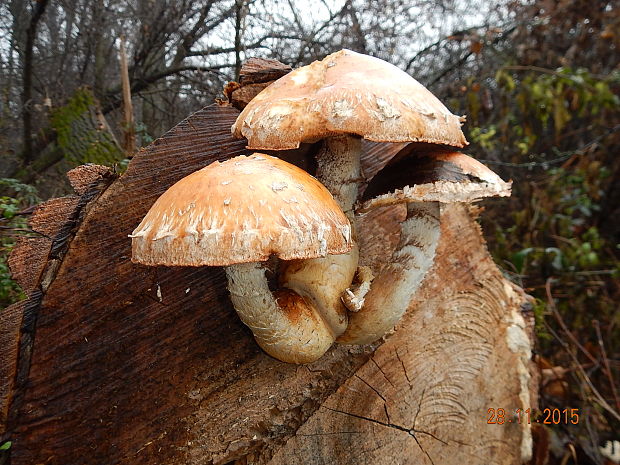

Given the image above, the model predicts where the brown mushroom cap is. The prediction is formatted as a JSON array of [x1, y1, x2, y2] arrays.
[[131, 154, 352, 266], [358, 151, 512, 212], [232, 49, 467, 150]]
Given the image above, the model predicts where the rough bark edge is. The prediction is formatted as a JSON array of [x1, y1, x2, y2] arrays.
[[8, 197, 80, 295], [0, 301, 26, 436], [2, 169, 116, 436], [223, 58, 292, 110]]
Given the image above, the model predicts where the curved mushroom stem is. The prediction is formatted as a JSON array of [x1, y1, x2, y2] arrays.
[[225, 261, 351, 364], [223, 137, 364, 364], [279, 250, 358, 336], [315, 135, 373, 311], [337, 201, 440, 344]]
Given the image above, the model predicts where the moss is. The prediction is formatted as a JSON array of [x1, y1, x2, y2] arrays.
[[50, 87, 124, 166]]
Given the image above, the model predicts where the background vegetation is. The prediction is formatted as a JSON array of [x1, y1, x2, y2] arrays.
[[1, 0, 618, 463]]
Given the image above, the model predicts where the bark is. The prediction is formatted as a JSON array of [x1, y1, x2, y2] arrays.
[[20, 0, 50, 165], [225, 58, 292, 110], [9, 87, 121, 182], [1, 62, 536, 465]]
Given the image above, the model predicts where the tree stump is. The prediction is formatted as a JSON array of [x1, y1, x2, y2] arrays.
[[1, 66, 536, 465]]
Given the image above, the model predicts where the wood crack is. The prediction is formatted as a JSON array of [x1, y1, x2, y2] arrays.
[[321, 405, 450, 465], [369, 356, 396, 388], [394, 348, 412, 384]]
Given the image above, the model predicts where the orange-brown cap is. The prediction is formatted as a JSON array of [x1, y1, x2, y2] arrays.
[[131, 154, 352, 266], [359, 151, 511, 212], [232, 49, 468, 150]]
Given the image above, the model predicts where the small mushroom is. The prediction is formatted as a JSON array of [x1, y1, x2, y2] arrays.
[[231, 49, 468, 309], [337, 150, 511, 344], [130, 154, 353, 364]]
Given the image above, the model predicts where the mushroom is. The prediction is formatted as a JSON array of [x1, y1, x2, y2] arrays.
[[231, 49, 468, 309], [337, 150, 512, 344], [130, 154, 353, 364]]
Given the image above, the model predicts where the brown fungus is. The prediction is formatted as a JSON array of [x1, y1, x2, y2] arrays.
[[131, 154, 352, 363], [338, 151, 511, 344], [232, 49, 469, 312]]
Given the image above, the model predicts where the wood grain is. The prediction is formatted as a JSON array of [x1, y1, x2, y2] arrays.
[[268, 205, 534, 465], [0, 301, 25, 433], [5, 105, 379, 465]]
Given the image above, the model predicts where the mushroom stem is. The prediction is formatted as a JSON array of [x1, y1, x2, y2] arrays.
[[279, 251, 357, 336], [225, 262, 343, 364], [226, 138, 363, 358], [337, 201, 440, 344], [316, 135, 362, 218], [315, 135, 373, 310]]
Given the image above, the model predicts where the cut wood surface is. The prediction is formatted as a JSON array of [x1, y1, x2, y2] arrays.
[[2, 61, 535, 465]]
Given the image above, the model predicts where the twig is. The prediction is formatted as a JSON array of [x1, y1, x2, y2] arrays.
[[502, 65, 609, 89], [544, 321, 620, 422], [593, 320, 620, 412], [480, 124, 620, 168], [546, 278, 598, 366], [565, 270, 617, 276], [0, 226, 49, 238], [545, 279, 620, 422], [549, 234, 576, 246]]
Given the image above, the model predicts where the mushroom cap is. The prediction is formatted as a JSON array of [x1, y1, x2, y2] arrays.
[[232, 49, 467, 150], [131, 154, 352, 266], [359, 151, 511, 212]]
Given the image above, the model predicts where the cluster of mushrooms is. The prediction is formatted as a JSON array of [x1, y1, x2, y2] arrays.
[[130, 50, 511, 364]]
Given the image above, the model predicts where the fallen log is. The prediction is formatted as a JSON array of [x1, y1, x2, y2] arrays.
[[1, 59, 536, 465]]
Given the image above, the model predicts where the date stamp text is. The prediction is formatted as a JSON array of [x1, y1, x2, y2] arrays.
[[487, 408, 579, 425]]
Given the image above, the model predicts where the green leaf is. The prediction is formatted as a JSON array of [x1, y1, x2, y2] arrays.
[[512, 248, 534, 273]]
